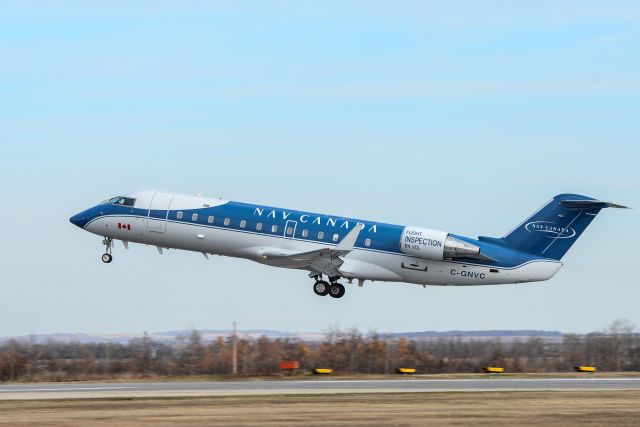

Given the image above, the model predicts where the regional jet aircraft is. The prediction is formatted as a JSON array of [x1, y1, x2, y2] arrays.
[[70, 191, 625, 298]]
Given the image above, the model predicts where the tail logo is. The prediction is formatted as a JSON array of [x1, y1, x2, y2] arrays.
[[525, 221, 576, 239]]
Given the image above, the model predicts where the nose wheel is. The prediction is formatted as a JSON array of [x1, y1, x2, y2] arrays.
[[102, 237, 113, 263]]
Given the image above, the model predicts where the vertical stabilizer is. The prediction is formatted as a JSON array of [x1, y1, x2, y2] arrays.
[[501, 194, 626, 260]]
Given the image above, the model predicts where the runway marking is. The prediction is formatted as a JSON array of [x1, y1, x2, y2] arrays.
[[288, 378, 640, 383]]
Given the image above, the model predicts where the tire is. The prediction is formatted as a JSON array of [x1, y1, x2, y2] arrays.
[[313, 280, 330, 296], [329, 283, 345, 299], [102, 253, 113, 263]]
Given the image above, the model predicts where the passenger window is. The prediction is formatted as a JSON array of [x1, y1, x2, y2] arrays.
[[224, 218, 230, 226], [302, 229, 309, 238], [332, 233, 339, 242], [318, 231, 324, 240], [271, 224, 278, 233], [256, 222, 263, 231], [208, 216, 214, 224], [286, 226, 293, 236], [192, 213, 198, 221], [177, 211, 183, 220], [365, 238, 372, 247], [240, 220, 247, 229]]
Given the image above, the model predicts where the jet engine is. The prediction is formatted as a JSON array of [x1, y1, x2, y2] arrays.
[[400, 226, 485, 261]]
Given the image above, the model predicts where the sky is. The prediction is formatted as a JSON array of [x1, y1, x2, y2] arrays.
[[1, 1, 639, 337]]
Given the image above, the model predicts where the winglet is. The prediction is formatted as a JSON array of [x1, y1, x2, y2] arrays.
[[336, 223, 364, 251]]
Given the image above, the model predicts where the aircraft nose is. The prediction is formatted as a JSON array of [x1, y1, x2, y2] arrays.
[[69, 212, 89, 228]]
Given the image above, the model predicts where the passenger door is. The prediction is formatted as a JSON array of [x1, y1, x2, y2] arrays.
[[147, 192, 174, 233]]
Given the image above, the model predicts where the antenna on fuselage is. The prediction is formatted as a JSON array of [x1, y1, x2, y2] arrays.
[[195, 190, 204, 197]]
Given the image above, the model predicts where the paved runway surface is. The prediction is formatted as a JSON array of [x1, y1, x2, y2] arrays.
[[1, 378, 640, 400]]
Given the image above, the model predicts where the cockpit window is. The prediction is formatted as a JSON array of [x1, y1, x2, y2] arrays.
[[101, 196, 136, 207]]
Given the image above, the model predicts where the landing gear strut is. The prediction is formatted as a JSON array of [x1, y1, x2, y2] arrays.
[[102, 237, 113, 263], [312, 276, 345, 299]]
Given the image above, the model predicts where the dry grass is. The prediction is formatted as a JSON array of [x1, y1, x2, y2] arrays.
[[0, 391, 639, 426]]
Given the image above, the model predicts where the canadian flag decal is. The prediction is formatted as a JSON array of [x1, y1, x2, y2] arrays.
[[118, 223, 131, 230]]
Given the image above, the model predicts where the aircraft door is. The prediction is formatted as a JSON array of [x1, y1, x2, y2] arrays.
[[147, 192, 174, 233]]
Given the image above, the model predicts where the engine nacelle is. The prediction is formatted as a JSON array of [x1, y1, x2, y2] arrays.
[[400, 226, 481, 261]]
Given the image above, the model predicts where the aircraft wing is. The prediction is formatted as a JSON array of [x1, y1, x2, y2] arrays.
[[260, 224, 364, 276]]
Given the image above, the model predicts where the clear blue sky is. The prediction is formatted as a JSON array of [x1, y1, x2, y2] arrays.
[[1, 1, 638, 336]]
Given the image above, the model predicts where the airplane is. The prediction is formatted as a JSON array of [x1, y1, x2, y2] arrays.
[[70, 191, 626, 299]]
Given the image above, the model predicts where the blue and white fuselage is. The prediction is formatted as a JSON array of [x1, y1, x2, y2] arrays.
[[70, 191, 625, 298]]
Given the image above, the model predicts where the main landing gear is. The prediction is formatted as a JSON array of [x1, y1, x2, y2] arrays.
[[313, 276, 345, 299], [101, 237, 113, 263]]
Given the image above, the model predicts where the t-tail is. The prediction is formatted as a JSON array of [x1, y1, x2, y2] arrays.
[[499, 194, 627, 260]]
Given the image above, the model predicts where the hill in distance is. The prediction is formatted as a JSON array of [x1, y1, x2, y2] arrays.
[[0, 329, 564, 345]]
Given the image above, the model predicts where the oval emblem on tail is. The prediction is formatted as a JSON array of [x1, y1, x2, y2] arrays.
[[525, 221, 576, 238]]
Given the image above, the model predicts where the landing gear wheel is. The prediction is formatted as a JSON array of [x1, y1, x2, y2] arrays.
[[329, 283, 346, 299], [101, 237, 113, 264], [313, 280, 330, 296]]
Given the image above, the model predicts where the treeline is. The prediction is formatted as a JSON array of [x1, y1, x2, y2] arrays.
[[0, 321, 638, 382]]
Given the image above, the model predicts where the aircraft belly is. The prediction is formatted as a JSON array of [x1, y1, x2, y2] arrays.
[[344, 251, 438, 283], [338, 256, 403, 281], [346, 251, 562, 286]]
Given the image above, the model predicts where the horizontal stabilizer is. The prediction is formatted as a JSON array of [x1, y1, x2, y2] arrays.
[[561, 200, 628, 209]]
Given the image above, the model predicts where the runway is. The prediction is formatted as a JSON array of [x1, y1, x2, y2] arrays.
[[1, 378, 640, 400]]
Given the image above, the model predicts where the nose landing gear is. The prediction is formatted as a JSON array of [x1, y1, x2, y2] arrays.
[[102, 237, 113, 263]]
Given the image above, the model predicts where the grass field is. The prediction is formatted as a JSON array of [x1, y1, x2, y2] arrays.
[[0, 391, 639, 426]]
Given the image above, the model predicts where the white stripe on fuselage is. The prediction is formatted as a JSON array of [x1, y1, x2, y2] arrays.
[[85, 210, 562, 287]]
